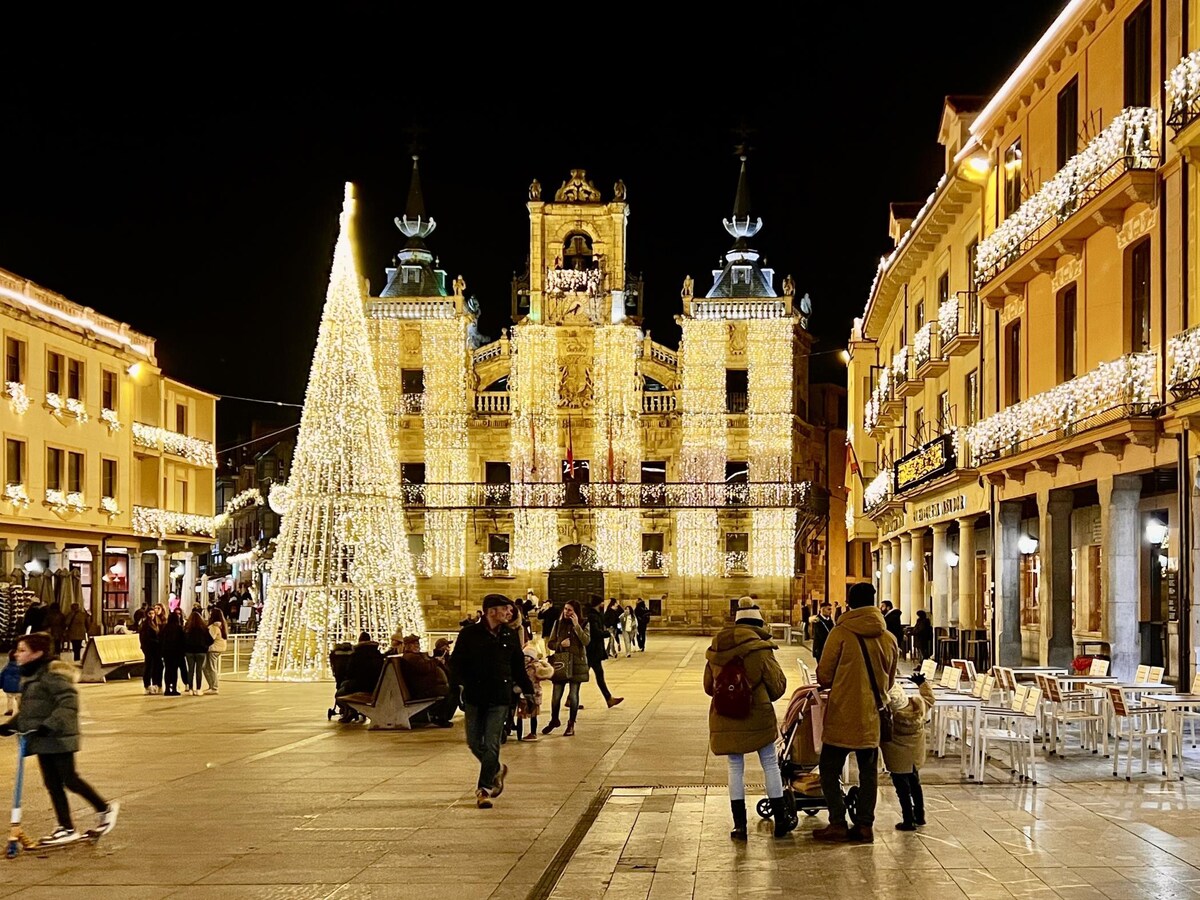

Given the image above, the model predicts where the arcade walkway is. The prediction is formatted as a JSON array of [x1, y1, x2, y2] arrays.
[[0, 637, 1199, 898]]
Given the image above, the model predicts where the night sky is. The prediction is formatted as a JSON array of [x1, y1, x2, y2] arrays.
[[0, 7, 1063, 451]]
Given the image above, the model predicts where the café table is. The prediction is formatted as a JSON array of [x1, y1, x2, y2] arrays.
[[1140, 693, 1200, 779]]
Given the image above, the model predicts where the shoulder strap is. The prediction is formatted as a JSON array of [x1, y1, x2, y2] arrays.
[[856, 635, 885, 710]]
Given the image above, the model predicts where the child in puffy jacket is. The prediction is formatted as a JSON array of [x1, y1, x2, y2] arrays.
[[881, 672, 936, 831], [516, 639, 554, 742], [1, 649, 20, 715]]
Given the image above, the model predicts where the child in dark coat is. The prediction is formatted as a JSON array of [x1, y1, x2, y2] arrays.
[[1, 650, 20, 715]]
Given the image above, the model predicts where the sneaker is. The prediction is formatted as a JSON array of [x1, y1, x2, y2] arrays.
[[94, 802, 119, 836], [606, 697, 624, 709], [204, 688, 219, 694], [475, 789, 492, 809], [143, 688, 152, 696], [491, 764, 508, 798], [39, 826, 81, 847]]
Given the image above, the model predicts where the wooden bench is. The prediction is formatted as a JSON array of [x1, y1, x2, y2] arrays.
[[79, 634, 145, 683], [339, 657, 441, 730]]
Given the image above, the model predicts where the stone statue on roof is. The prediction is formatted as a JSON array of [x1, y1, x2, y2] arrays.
[[613, 179, 627, 201], [528, 179, 541, 201], [681, 275, 694, 299]]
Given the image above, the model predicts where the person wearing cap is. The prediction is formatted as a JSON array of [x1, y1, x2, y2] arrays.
[[813, 582, 898, 845], [449, 595, 534, 808], [704, 597, 790, 841]]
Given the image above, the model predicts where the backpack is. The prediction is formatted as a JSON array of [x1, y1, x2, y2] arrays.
[[713, 655, 754, 719]]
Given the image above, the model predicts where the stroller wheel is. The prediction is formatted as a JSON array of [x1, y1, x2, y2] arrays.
[[845, 785, 860, 817], [755, 798, 773, 820]]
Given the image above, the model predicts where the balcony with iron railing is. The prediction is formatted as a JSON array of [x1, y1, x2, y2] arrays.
[[939, 293, 980, 358], [400, 481, 828, 512], [1168, 323, 1200, 401], [913, 321, 947, 379], [965, 352, 1159, 468], [1167, 50, 1200, 135], [975, 108, 1160, 303]]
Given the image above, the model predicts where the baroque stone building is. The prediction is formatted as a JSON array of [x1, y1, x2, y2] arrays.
[[367, 158, 829, 630]]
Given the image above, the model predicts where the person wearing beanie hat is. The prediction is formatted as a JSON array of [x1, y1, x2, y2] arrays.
[[813, 581, 898, 845], [704, 597, 791, 841], [881, 673, 935, 831]]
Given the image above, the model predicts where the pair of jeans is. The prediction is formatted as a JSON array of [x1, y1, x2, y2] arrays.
[[164, 655, 186, 693], [590, 659, 612, 702], [891, 770, 925, 824], [819, 743, 878, 827], [203, 650, 221, 690], [637, 625, 647, 650], [622, 630, 634, 655], [184, 653, 207, 690], [142, 650, 162, 689], [550, 681, 581, 721], [463, 703, 508, 791], [726, 742, 785, 802], [37, 752, 107, 830]]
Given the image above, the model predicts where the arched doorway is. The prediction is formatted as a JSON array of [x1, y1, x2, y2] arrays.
[[547, 544, 604, 609]]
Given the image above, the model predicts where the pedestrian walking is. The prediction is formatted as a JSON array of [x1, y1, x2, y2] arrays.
[[813, 582, 898, 844], [585, 596, 623, 710], [139, 606, 163, 695], [449, 595, 533, 808], [620, 605, 637, 657], [0, 631, 119, 845], [634, 598, 651, 651], [543, 600, 590, 736], [881, 601, 904, 652], [182, 609, 213, 695], [810, 601, 835, 661], [882, 672, 935, 831], [604, 599, 621, 658], [704, 598, 792, 840], [204, 608, 228, 694], [537, 598, 557, 640], [1, 650, 20, 714]]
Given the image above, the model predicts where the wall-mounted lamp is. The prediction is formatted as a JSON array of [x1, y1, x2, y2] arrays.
[[885, 563, 895, 574], [873, 570, 882, 580], [23, 560, 41, 574], [1017, 534, 1039, 555], [945, 551, 960, 568], [905, 560, 914, 572], [1145, 518, 1168, 546], [838, 349, 851, 365]]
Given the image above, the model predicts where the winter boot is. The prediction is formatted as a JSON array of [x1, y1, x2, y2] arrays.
[[895, 780, 915, 831], [911, 778, 926, 826], [729, 800, 748, 841], [768, 796, 796, 838], [563, 719, 576, 736]]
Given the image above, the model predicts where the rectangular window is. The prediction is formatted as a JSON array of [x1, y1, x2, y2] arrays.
[[965, 370, 979, 427], [1130, 239, 1151, 352], [725, 369, 747, 413], [102, 458, 116, 499], [401, 369, 425, 394], [642, 532, 664, 570], [1057, 78, 1079, 170], [5, 439, 23, 486], [68, 452, 83, 493], [938, 391, 951, 433], [966, 240, 979, 295], [1004, 139, 1023, 219], [1059, 284, 1078, 381], [1124, 1, 1151, 108], [913, 408, 925, 446], [102, 370, 117, 410], [67, 359, 82, 401], [176, 479, 188, 512], [484, 461, 510, 506], [400, 462, 426, 484], [937, 272, 949, 307], [1007, 322, 1022, 405], [640, 460, 666, 483], [5, 338, 23, 385], [46, 447, 62, 491], [726, 460, 749, 506], [487, 533, 510, 572], [1020, 551, 1040, 627], [175, 403, 187, 435], [562, 458, 590, 483], [46, 352, 62, 395], [914, 300, 925, 330], [725, 532, 748, 573]]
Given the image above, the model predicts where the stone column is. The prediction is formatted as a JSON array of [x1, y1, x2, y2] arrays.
[[180, 552, 197, 615], [1099, 474, 1143, 679], [127, 552, 142, 611], [997, 500, 1023, 665], [898, 533, 913, 623], [46, 543, 65, 577], [1038, 489, 1075, 668], [931, 523, 951, 628], [889, 539, 903, 621], [0, 538, 14, 578], [148, 550, 168, 607], [880, 542, 893, 606], [957, 516, 978, 630], [910, 528, 928, 616]]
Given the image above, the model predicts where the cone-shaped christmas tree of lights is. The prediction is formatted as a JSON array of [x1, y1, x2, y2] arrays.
[[249, 184, 424, 681]]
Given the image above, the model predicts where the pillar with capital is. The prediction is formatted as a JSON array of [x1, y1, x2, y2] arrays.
[[179, 552, 197, 615], [1038, 489, 1074, 667], [910, 527, 928, 616], [889, 538, 902, 621], [1099, 474, 1142, 679], [898, 533, 913, 622], [880, 542, 893, 606], [997, 500, 1023, 666], [931, 523, 950, 628], [957, 516, 978, 630]]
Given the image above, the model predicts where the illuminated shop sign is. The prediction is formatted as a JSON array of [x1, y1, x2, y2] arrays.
[[894, 433, 956, 494]]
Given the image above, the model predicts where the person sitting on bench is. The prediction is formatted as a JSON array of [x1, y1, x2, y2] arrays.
[[335, 632, 384, 723], [396, 635, 452, 727]]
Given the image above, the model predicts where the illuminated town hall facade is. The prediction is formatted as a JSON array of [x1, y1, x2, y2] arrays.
[[366, 161, 833, 629]]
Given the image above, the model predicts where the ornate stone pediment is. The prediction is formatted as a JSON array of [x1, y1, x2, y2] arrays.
[[554, 169, 602, 203]]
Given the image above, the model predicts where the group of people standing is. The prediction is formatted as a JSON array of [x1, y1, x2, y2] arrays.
[[20, 600, 96, 662], [137, 605, 228, 696]]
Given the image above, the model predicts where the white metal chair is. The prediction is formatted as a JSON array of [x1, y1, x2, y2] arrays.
[[1182, 674, 1200, 748], [1149, 666, 1165, 685], [979, 686, 1041, 783], [1108, 686, 1172, 780], [797, 659, 816, 685], [919, 659, 938, 681], [1042, 675, 1106, 756]]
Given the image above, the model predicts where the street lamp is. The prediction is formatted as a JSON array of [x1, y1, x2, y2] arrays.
[[1145, 518, 1168, 545], [945, 551, 960, 568], [885, 563, 895, 574], [1017, 534, 1039, 555], [905, 560, 914, 572]]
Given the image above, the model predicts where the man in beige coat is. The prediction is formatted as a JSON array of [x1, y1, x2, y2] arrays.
[[813, 582, 898, 844]]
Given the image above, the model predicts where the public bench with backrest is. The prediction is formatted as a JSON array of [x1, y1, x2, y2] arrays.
[[338, 656, 441, 730]]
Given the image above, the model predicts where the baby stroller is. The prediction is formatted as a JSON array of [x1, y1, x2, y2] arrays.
[[327, 642, 364, 723], [757, 685, 858, 822]]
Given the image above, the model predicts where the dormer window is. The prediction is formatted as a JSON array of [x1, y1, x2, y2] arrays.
[[732, 265, 752, 285], [401, 265, 422, 284]]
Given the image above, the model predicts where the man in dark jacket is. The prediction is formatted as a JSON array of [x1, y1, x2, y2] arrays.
[[811, 601, 835, 661], [586, 596, 623, 709], [398, 635, 451, 727], [881, 601, 904, 652], [450, 595, 533, 808], [334, 633, 384, 722]]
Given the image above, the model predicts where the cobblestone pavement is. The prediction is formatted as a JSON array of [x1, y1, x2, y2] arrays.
[[0, 636, 1196, 898]]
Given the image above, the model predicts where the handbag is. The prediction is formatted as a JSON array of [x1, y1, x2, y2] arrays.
[[549, 650, 572, 684], [856, 635, 893, 743]]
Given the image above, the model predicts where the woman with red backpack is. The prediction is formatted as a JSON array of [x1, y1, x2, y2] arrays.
[[704, 597, 789, 841]]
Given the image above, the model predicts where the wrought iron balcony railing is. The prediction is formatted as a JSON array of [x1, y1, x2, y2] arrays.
[[1168, 50, 1200, 132]]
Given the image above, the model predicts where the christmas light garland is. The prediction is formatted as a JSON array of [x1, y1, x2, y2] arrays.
[[676, 319, 726, 576], [249, 186, 423, 682], [421, 317, 469, 577], [5, 383, 28, 415], [748, 319, 795, 577], [132, 423, 217, 467], [509, 324, 560, 572], [1167, 50, 1200, 127], [132, 505, 214, 537], [593, 325, 641, 573]]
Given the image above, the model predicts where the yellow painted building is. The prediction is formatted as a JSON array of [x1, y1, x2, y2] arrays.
[[850, 0, 1200, 681], [367, 160, 831, 630], [0, 267, 217, 626]]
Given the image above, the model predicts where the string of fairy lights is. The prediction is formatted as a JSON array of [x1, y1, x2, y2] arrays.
[[421, 317, 469, 577], [248, 185, 424, 681], [509, 324, 560, 572], [747, 319, 796, 577], [593, 324, 642, 573], [676, 319, 727, 576]]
